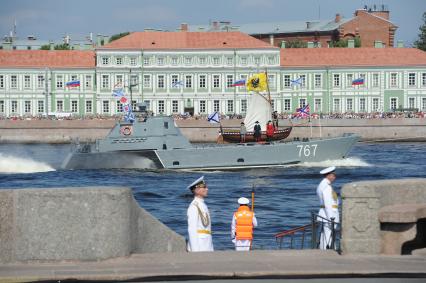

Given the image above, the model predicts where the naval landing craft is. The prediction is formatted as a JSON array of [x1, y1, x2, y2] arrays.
[[61, 116, 359, 170]]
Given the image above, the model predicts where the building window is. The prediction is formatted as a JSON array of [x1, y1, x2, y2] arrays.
[[314, 74, 322, 88], [359, 73, 366, 88], [390, 98, 397, 110], [283, 75, 291, 88], [172, 57, 178, 65], [56, 100, 63, 112], [268, 75, 275, 88], [213, 57, 220, 65], [408, 73, 416, 87], [299, 75, 306, 88], [333, 74, 340, 87], [37, 75, 44, 88], [157, 57, 164, 66], [102, 57, 109, 65], [226, 75, 233, 88], [185, 75, 192, 88], [116, 100, 123, 112], [268, 56, 275, 65], [158, 100, 165, 114], [199, 57, 206, 65], [314, 98, 322, 112], [346, 74, 353, 87], [0, 75, 4, 88], [240, 57, 247, 65], [130, 75, 138, 89], [11, 75, 18, 88], [143, 75, 151, 88], [408, 97, 415, 109], [213, 75, 220, 88], [130, 57, 136, 66], [359, 98, 366, 112], [422, 73, 426, 87], [85, 75, 92, 88], [271, 99, 275, 111], [199, 75, 206, 88], [371, 73, 379, 88], [241, 99, 247, 113], [199, 100, 206, 113], [227, 57, 233, 66], [11, 100, 18, 113], [101, 75, 109, 89], [71, 100, 78, 113], [102, 100, 109, 113], [284, 99, 291, 111], [346, 98, 353, 112], [0, 100, 4, 113], [213, 100, 220, 112], [333, 99, 340, 112], [372, 98, 379, 111], [422, 98, 426, 111], [157, 75, 165, 89], [172, 100, 179, 113], [86, 100, 92, 113], [24, 101, 31, 113], [143, 57, 150, 66], [299, 98, 307, 108], [116, 75, 123, 86], [227, 100, 234, 113], [185, 57, 192, 65], [24, 75, 31, 89], [116, 57, 123, 65], [144, 100, 151, 111], [390, 73, 397, 87], [239, 74, 247, 90], [171, 75, 179, 88]]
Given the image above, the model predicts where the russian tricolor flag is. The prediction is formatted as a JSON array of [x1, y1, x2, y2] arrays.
[[66, 80, 80, 87], [352, 78, 364, 85], [231, 79, 246, 87]]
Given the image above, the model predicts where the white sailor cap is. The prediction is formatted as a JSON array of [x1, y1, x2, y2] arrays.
[[238, 197, 250, 205], [320, 166, 336, 175], [187, 176, 206, 191]]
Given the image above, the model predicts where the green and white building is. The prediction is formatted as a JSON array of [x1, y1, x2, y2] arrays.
[[0, 31, 426, 117]]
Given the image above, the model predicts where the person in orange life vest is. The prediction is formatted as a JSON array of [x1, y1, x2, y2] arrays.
[[187, 176, 214, 252], [231, 197, 257, 251], [266, 120, 275, 142]]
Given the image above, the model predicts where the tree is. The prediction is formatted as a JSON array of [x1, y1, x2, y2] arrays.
[[414, 12, 426, 51], [330, 36, 361, 48], [286, 39, 307, 48], [40, 44, 50, 50], [39, 43, 70, 50], [109, 32, 130, 43]]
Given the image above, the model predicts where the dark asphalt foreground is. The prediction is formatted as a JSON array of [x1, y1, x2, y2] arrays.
[[0, 250, 425, 282]]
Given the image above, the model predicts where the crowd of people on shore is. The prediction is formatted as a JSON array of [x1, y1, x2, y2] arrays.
[[0, 111, 424, 121]]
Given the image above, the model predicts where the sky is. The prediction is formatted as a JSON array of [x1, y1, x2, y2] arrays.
[[1, 0, 425, 46]]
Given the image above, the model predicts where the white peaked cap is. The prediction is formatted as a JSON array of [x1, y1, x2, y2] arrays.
[[187, 176, 205, 191], [238, 197, 250, 205], [320, 166, 336, 175]]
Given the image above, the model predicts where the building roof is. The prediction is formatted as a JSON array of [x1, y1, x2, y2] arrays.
[[280, 48, 426, 68], [0, 50, 95, 68], [101, 31, 275, 50]]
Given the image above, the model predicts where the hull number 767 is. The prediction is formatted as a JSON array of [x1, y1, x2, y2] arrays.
[[297, 144, 318, 157]]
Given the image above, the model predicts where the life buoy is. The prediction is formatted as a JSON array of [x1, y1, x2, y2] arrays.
[[121, 126, 132, 136]]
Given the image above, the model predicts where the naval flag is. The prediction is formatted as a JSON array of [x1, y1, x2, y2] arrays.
[[207, 112, 220, 124]]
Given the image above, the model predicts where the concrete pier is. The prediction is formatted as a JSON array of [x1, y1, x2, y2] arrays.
[[0, 187, 186, 263], [0, 118, 425, 143], [0, 250, 425, 282]]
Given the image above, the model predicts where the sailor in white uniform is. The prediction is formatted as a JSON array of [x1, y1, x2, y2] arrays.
[[187, 176, 214, 252], [316, 166, 339, 250]]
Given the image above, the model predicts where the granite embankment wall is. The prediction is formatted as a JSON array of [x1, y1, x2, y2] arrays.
[[0, 187, 186, 263], [0, 118, 425, 143]]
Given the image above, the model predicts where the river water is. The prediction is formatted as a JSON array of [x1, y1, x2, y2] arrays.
[[0, 142, 425, 250]]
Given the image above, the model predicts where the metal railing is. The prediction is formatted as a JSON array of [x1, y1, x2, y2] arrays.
[[274, 211, 340, 251]]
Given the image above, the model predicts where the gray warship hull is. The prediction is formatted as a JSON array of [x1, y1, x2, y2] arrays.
[[61, 116, 359, 170]]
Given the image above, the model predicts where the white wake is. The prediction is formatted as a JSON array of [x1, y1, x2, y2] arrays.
[[298, 157, 371, 168], [0, 153, 55, 174]]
